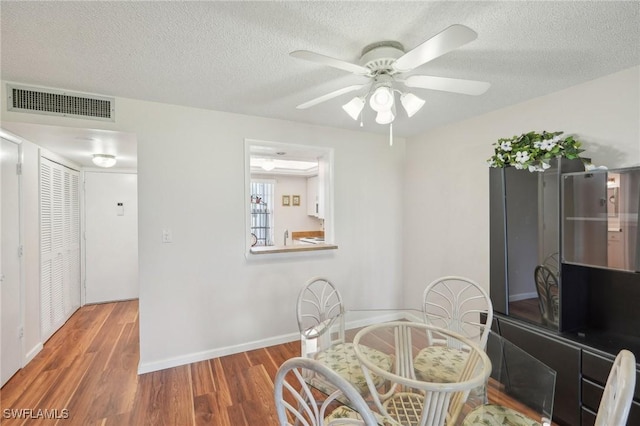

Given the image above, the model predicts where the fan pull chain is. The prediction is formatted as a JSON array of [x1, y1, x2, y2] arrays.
[[389, 123, 393, 146]]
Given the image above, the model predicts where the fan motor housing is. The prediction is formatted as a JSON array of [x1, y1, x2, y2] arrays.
[[359, 41, 404, 74]]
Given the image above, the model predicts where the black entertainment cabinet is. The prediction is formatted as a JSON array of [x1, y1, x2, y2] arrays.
[[493, 310, 640, 426], [489, 163, 640, 425]]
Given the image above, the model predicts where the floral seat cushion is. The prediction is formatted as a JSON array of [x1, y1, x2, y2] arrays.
[[313, 342, 393, 395], [413, 346, 468, 383], [462, 404, 542, 426], [324, 405, 389, 425]]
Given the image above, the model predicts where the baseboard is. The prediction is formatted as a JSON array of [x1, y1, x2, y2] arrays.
[[137, 310, 424, 375], [509, 291, 538, 302], [24, 342, 43, 365], [137, 331, 300, 374]]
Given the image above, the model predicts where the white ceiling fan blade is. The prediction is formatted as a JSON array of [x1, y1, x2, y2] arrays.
[[290, 50, 371, 76], [393, 24, 478, 72], [404, 75, 490, 96], [296, 85, 366, 109]]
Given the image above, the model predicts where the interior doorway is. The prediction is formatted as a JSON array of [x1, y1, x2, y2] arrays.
[[84, 171, 138, 303]]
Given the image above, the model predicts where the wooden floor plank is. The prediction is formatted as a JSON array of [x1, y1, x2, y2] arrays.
[[210, 358, 233, 407], [217, 352, 253, 403], [242, 365, 280, 424], [190, 361, 216, 397]]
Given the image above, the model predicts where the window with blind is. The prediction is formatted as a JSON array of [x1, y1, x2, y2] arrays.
[[250, 179, 275, 246], [40, 157, 80, 341]]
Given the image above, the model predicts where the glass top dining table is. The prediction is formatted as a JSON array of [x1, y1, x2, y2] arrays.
[[300, 309, 557, 426]]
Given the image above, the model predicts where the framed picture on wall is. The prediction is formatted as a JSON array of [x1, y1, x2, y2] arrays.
[[292, 195, 300, 206], [282, 195, 290, 206]]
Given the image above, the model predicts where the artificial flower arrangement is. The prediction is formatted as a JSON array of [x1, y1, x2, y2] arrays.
[[487, 130, 585, 172]]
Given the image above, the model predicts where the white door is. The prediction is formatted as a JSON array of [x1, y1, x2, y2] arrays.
[[1, 137, 22, 386], [85, 172, 138, 303], [40, 158, 81, 341]]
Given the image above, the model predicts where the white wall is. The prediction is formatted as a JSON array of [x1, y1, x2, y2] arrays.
[[1, 88, 406, 373], [131, 106, 405, 372], [403, 66, 640, 307], [274, 176, 322, 246]]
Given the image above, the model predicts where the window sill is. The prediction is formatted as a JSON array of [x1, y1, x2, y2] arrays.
[[250, 243, 338, 255]]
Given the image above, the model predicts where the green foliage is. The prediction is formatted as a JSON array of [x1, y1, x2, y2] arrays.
[[487, 130, 585, 172]]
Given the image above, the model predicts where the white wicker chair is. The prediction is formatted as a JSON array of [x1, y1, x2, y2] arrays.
[[413, 276, 493, 383], [594, 349, 636, 426], [297, 277, 393, 396], [273, 357, 379, 426]]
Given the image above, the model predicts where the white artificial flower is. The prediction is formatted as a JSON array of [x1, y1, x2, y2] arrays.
[[515, 151, 530, 163], [551, 135, 562, 143], [500, 141, 513, 151], [488, 159, 496, 167], [541, 161, 551, 170], [534, 141, 543, 149], [514, 163, 525, 169], [497, 153, 504, 161], [541, 140, 557, 151]]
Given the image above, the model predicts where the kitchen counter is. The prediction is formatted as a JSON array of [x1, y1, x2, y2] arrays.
[[250, 243, 337, 254]]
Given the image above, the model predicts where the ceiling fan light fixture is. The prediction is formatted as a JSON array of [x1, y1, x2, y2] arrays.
[[369, 86, 394, 112], [342, 96, 366, 120], [290, 24, 488, 133], [400, 92, 426, 117], [375, 104, 396, 125], [92, 154, 116, 168]]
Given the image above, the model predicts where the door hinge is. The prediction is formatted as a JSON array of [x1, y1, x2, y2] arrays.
[[18, 326, 24, 339], [18, 245, 24, 257], [16, 163, 22, 175]]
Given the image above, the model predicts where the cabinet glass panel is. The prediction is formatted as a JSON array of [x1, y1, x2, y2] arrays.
[[562, 167, 639, 272], [491, 158, 585, 331]]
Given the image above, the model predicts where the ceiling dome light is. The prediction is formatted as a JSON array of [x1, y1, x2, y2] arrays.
[[342, 96, 365, 120], [92, 154, 116, 168], [261, 158, 276, 171], [369, 86, 394, 112], [400, 92, 426, 117]]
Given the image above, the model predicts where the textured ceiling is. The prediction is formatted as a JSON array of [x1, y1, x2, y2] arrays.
[[1, 1, 639, 165]]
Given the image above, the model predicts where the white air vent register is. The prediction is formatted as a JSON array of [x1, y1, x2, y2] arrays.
[[7, 84, 115, 122]]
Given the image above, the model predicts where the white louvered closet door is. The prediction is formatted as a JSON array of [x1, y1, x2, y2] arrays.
[[40, 158, 80, 341]]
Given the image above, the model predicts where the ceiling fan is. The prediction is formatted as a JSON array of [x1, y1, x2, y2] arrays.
[[290, 24, 490, 126]]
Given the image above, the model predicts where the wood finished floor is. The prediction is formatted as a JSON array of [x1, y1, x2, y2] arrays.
[[1, 300, 299, 425], [2, 300, 556, 426]]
